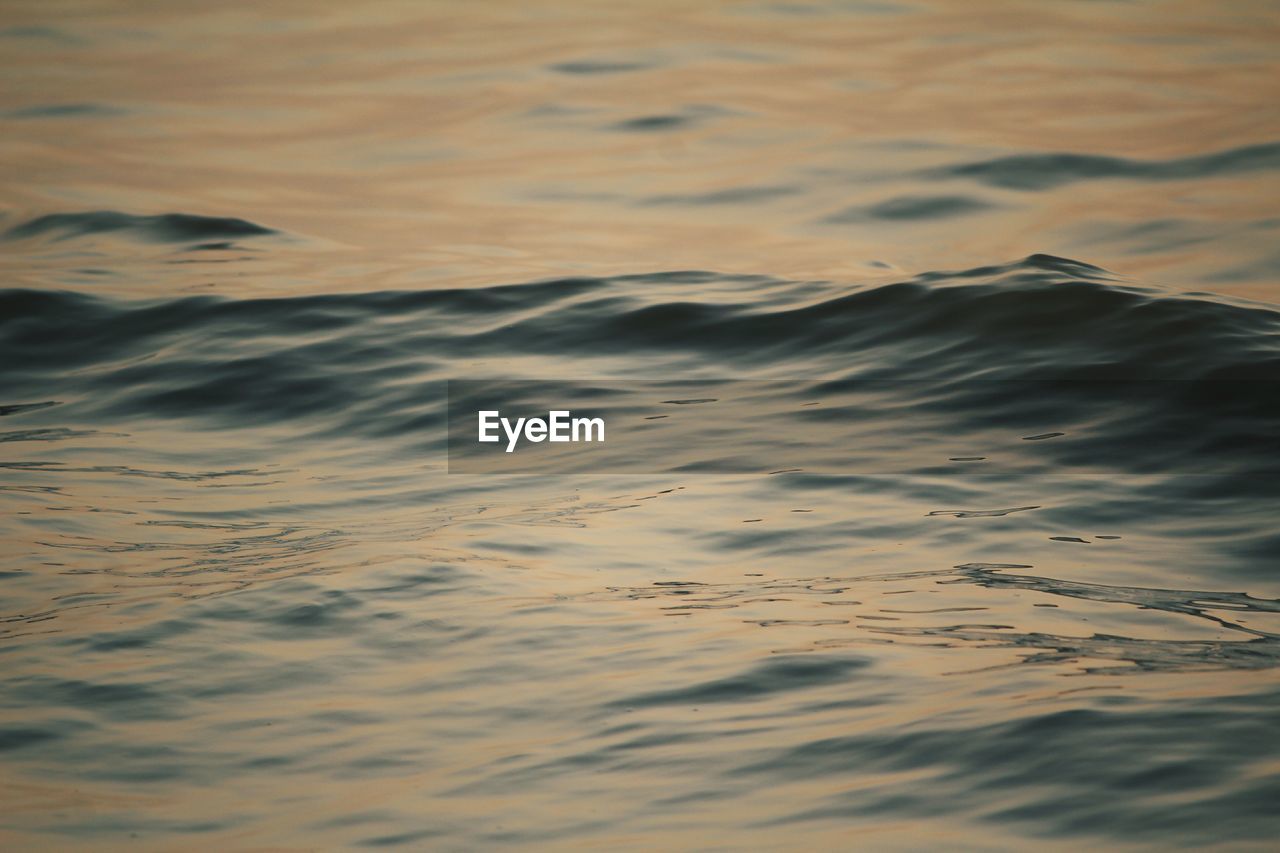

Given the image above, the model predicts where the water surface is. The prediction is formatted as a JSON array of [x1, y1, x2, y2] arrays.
[[1, 1, 1279, 850]]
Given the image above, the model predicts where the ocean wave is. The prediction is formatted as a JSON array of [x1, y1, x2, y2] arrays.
[[3, 211, 278, 244], [3, 256, 1277, 424], [931, 141, 1280, 190]]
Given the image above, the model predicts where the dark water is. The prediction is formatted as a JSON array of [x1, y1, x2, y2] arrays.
[[3, 1, 1280, 850]]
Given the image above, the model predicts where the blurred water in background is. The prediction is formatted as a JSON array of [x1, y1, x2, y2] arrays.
[[1, 1, 1279, 849]]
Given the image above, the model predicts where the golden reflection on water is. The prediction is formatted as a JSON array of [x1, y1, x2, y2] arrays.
[[2, 432, 1277, 846], [2, 0, 1280, 849], [1, 0, 1278, 298]]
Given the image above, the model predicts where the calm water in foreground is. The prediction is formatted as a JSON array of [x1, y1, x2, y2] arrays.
[[1, 1, 1279, 850]]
